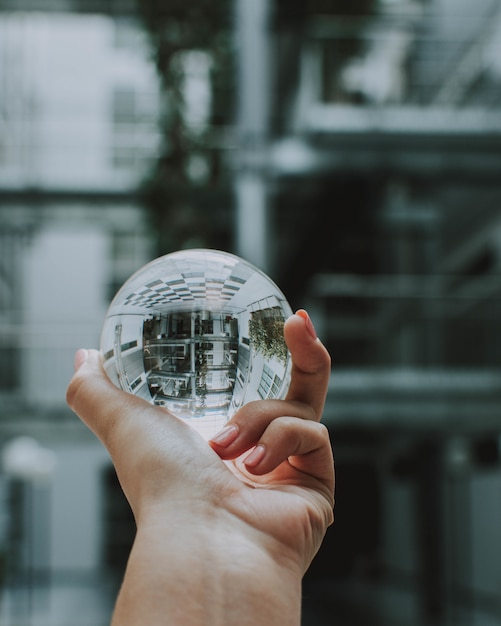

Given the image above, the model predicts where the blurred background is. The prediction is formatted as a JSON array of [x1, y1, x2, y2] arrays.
[[1, 0, 501, 624]]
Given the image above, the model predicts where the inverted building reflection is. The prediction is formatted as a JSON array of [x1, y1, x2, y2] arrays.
[[144, 311, 239, 416]]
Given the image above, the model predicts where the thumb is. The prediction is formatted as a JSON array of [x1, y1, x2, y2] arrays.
[[66, 348, 149, 446], [284, 311, 331, 420]]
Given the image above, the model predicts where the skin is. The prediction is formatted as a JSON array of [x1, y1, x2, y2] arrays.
[[66, 310, 335, 626]]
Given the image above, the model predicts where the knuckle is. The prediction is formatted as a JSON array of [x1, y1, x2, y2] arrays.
[[317, 421, 330, 440], [65, 372, 89, 412]]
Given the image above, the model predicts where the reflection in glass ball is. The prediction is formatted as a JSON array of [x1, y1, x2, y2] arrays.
[[100, 249, 293, 439]]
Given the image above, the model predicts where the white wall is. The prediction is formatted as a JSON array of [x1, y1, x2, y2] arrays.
[[0, 13, 160, 191], [22, 224, 108, 407], [49, 439, 111, 572]]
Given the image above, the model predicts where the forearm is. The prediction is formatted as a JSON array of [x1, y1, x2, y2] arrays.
[[111, 508, 303, 626]]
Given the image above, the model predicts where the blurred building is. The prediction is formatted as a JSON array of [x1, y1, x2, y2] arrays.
[[258, 1, 501, 624], [0, 6, 160, 622], [1, 0, 501, 625]]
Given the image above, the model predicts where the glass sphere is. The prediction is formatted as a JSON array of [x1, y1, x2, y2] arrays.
[[100, 249, 293, 440]]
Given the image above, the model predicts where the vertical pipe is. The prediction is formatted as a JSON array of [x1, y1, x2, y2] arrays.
[[416, 439, 446, 622], [191, 312, 196, 402], [234, 0, 271, 272]]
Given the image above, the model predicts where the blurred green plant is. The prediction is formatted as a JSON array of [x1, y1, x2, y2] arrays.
[[248, 309, 288, 364], [135, 0, 235, 254]]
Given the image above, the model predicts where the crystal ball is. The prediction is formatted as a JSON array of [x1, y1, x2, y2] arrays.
[[100, 248, 293, 439]]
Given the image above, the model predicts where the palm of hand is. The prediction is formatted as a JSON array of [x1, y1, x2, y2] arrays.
[[201, 441, 334, 574]]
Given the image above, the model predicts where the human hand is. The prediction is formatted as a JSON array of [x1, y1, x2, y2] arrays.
[[66, 309, 334, 625], [208, 308, 334, 571]]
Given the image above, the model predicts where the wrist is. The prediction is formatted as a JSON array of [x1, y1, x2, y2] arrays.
[[113, 503, 303, 626]]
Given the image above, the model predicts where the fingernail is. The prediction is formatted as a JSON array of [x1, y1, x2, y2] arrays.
[[296, 309, 317, 339], [209, 424, 239, 447], [244, 444, 266, 468], [74, 349, 88, 371]]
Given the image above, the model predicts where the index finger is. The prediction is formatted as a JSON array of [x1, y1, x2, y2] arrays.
[[284, 310, 331, 420]]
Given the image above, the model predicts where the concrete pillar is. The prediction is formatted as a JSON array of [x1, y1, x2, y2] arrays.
[[234, 0, 271, 273]]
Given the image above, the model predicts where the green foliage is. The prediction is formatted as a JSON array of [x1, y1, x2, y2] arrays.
[[134, 0, 235, 254], [248, 309, 288, 364]]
